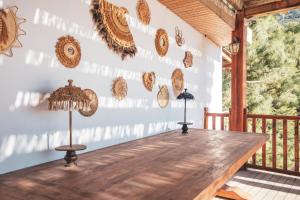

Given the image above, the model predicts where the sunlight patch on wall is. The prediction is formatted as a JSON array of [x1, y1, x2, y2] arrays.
[[101, 97, 149, 109], [33, 8, 99, 42], [9, 91, 49, 112]]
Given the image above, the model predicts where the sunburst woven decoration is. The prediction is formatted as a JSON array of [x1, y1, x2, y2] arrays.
[[183, 51, 193, 68], [55, 35, 81, 68], [79, 89, 99, 117], [90, 0, 137, 60], [136, 0, 151, 25], [0, 6, 25, 57], [155, 28, 169, 57], [157, 85, 169, 108], [142, 72, 156, 92], [172, 68, 184, 97], [112, 77, 128, 100]]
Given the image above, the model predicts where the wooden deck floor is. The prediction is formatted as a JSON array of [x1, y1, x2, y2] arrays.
[[214, 168, 300, 200]]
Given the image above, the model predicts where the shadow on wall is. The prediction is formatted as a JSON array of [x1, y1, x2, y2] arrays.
[[0, 0, 221, 174]]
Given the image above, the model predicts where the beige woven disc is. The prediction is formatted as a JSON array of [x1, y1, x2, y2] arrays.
[[79, 89, 99, 117], [142, 72, 156, 92], [112, 77, 128, 100], [55, 35, 81, 68], [183, 51, 193, 68], [172, 68, 184, 97], [136, 0, 151, 25], [157, 85, 169, 108], [155, 29, 169, 57]]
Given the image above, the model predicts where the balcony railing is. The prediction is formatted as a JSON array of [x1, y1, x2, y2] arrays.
[[204, 107, 300, 176]]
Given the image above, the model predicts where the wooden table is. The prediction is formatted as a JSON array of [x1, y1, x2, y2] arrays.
[[0, 129, 268, 200]]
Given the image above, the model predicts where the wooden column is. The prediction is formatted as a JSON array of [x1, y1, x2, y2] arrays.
[[230, 12, 247, 132]]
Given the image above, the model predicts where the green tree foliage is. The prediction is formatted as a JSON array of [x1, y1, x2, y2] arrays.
[[223, 14, 300, 115], [222, 13, 300, 170]]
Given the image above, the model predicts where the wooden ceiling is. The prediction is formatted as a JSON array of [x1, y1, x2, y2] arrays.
[[158, 0, 300, 47], [158, 0, 235, 46]]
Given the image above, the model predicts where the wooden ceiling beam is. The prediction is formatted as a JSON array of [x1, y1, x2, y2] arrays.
[[245, 0, 300, 18], [198, 0, 236, 29], [226, 0, 244, 10]]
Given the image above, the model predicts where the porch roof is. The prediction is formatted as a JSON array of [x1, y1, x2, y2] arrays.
[[159, 0, 300, 47]]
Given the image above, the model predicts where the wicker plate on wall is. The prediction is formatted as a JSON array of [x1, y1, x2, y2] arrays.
[[90, 0, 137, 60], [142, 72, 156, 92], [136, 0, 151, 25], [157, 85, 169, 108], [55, 35, 81, 68], [183, 51, 193, 68], [172, 68, 184, 97], [155, 29, 169, 57], [112, 77, 128, 100], [79, 89, 99, 117], [0, 6, 25, 57]]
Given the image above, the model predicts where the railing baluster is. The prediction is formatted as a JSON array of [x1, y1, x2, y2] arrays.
[[212, 116, 216, 130], [262, 118, 266, 168], [252, 117, 257, 165], [272, 119, 277, 169], [283, 119, 288, 171], [221, 116, 224, 131], [204, 107, 208, 129], [295, 120, 299, 172]]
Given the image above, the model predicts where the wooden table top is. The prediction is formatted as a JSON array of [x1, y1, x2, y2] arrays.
[[55, 144, 87, 151], [0, 129, 268, 200]]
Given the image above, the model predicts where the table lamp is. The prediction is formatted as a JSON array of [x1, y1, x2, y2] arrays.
[[48, 80, 91, 166], [177, 88, 195, 134]]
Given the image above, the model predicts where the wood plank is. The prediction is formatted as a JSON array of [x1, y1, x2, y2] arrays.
[[245, 0, 300, 18], [272, 119, 277, 169], [212, 116, 216, 130], [0, 129, 268, 200], [283, 119, 288, 171], [252, 118, 257, 165], [262, 118, 267, 168], [221, 116, 225, 131], [295, 120, 299, 172]]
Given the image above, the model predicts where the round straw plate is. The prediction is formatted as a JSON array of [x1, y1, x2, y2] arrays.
[[55, 35, 81, 68], [142, 72, 156, 92], [157, 85, 169, 108], [136, 0, 151, 25], [155, 29, 169, 57], [172, 68, 184, 97], [79, 89, 98, 117], [112, 77, 128, 100]]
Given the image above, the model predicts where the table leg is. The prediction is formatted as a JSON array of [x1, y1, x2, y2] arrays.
[[216, 184, 251, 200]]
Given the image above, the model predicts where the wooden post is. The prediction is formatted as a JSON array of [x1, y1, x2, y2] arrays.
[[204, 107, 208, 129], [230, 12, 247, 132]]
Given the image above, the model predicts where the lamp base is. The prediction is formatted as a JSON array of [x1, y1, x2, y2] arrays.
[[177, 122, 193, 134], [55, 144, 87, 167]]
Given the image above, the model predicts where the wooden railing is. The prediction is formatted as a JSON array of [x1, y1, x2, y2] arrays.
[[204, 107, 300, 176]]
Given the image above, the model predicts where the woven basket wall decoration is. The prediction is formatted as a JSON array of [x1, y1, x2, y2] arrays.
[[55, 35, 81, 68], [79, 89, 99, 117], [142, 72, 156, 92], [175, 26, 185, 47], [136, 0, 151, 25], [183, 51, 193, 68], [112, 77, 128, 100], [157, 85, 169, 108], [172, 68, 184, 97], [155, 29, 169, 57], [90, 0, 137, 60], [0, 6, 25, 57]]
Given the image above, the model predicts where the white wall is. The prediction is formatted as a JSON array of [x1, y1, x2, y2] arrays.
[[0, 0, 222, 174]]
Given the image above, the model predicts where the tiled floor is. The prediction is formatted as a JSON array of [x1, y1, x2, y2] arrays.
[[214, 169, 300, 200]]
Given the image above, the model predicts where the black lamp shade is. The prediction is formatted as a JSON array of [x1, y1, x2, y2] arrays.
[[177, 89, 194, 100]]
